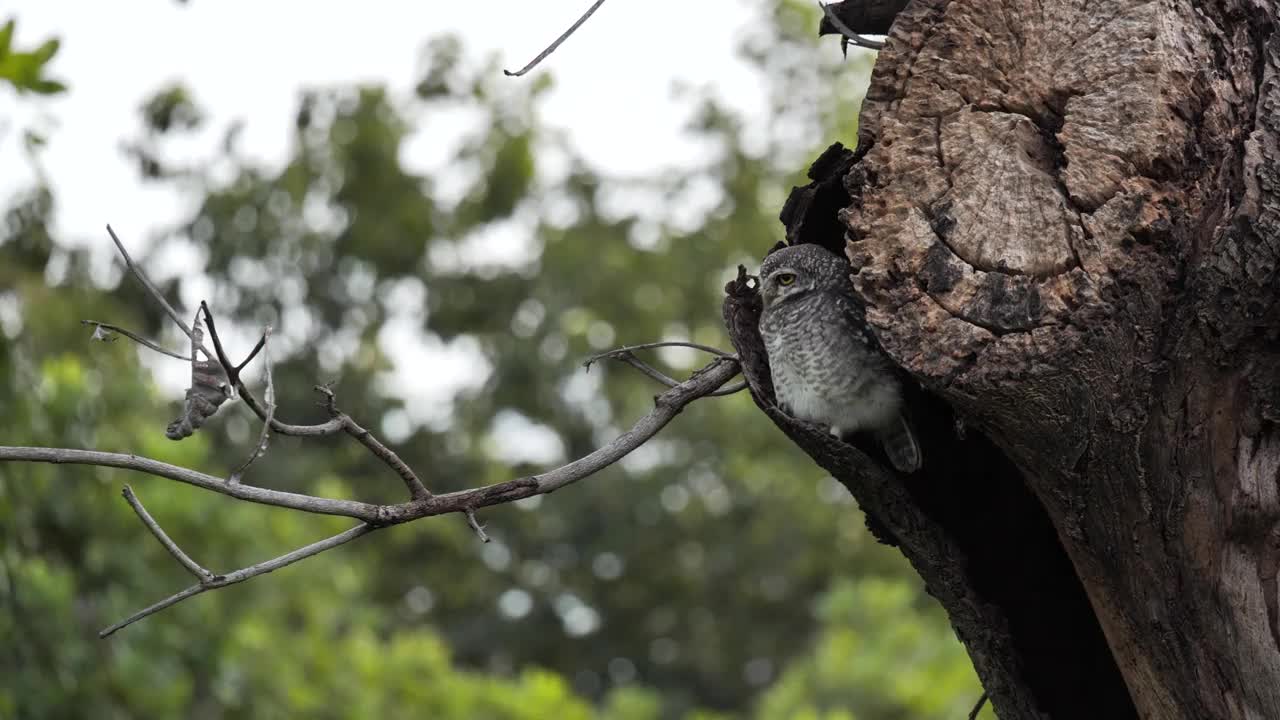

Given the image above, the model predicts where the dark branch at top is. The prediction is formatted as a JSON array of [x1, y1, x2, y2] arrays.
[[817, 1, 886, 52], [503, 0, 609, 77], [816, 0, 907, 37]]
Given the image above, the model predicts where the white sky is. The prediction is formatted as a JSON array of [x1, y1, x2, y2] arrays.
[[0, 1, 862, 445], [0, 0, 770, 245]]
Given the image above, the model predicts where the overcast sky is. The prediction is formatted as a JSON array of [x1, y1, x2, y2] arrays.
[[1, 1, 862, 450], [1, 0, 774, 245]]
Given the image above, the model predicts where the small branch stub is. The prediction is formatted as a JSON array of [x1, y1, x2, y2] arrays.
[[466, 509, 491, 543], [121, 485, 214, 582]]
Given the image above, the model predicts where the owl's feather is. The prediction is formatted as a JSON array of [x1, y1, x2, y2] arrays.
[[758, 243, 922, 473]]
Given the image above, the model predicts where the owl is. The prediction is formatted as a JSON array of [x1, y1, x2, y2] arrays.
[[757, 243, 921, 473]]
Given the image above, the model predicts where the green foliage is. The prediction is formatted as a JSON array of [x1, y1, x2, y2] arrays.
[[756, 578, 990, 720], [0, 18, 66, 95], [140, 85, 204, 134], [1, 5, 986, 719]]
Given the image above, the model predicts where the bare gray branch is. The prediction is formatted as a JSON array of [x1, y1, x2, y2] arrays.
[[3, 357, 741, 632], [585, 343, 747, 397], [121, 485, 213, 581], [99, 523, 374, 637], [0, 446, 381, 519], [504, 0, 609, 77], [228, 327, 275, 484], [82, 320, 189, 360], [106, 227, 343, 440], [313, 384, 432, 500], [106, 224, 209, 357]]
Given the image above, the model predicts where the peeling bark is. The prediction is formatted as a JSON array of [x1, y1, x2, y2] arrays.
[[730, 1, 1280, 717]]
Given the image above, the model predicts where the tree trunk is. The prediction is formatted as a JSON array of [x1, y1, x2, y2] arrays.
[[726, 1, 1280, 717]]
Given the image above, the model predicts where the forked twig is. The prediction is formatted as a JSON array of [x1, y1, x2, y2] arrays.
[[0, 357, 741, 632], [586, 341, 736, 363], [199, 300, 267, 386], [0, 226, 747, 635], [108, 226, 343, 439], [121, 485, 213, 582], [228, 326, 275, 484], [106, 224, 208, 357], [585, 342, 747, 397], [82, 320, 189, 360], [314, 384, 432, 500], [99, 523, 374, 637], [504, 0, 609, 77]]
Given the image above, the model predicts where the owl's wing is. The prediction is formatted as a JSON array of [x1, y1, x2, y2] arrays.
[[834, 289, 924, 472], [832, 291, 881, 351]]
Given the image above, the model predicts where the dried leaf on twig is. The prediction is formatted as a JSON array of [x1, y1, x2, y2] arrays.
[[166, 313, 232, 440]]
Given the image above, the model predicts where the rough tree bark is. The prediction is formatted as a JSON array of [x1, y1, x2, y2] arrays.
[[727, 1, 1280, 718]]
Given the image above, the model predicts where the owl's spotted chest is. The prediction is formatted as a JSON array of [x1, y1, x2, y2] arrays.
[[759, 293, 901, 435]]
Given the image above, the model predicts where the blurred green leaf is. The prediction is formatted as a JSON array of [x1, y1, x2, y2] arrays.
[[29, 78, 66, 94], [140, 84, 204, 134], [0, 19, 15, 58], [30, 37, 58, 64], [0, 18, 66, 95]]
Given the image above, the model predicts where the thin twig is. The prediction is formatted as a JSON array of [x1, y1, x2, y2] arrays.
[[104, 229, 341, 438], [228, 327, 275, 484], [200, 300, 239, 385], [585, 343, 746, 397], [200, 300, 264, 394], [817, 1, 886, 50], [120, 485, 213, 581], [584, 341, 736, 368], [106, 225, 209, 357], [234, 334, 267, 376], [1, 357, 741, 632], [969, 691, 989, 719], [0, 446, 381, 519], [503, 0, 609, 77], [314, 384, 432, 500], [465, 509, 490, 543], [1, 360, 739, 519], [82, 320, 189, 360], [244, 386, 345, 437], [103, 229, 350, 440], [99, 523, 373, 637], [604, 352, 685, 386]]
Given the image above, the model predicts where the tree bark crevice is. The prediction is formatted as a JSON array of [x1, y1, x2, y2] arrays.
[[724, 267, 1135, 719], [734, 0, 1280, 717]]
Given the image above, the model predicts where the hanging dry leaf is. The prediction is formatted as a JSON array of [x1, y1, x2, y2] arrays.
[[166, 314, 232, 440]]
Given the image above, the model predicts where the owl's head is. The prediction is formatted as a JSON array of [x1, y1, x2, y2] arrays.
[[758, 243, 849, 309]]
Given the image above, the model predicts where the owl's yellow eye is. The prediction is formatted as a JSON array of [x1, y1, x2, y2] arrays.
[[776, 273, 796, 286]]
